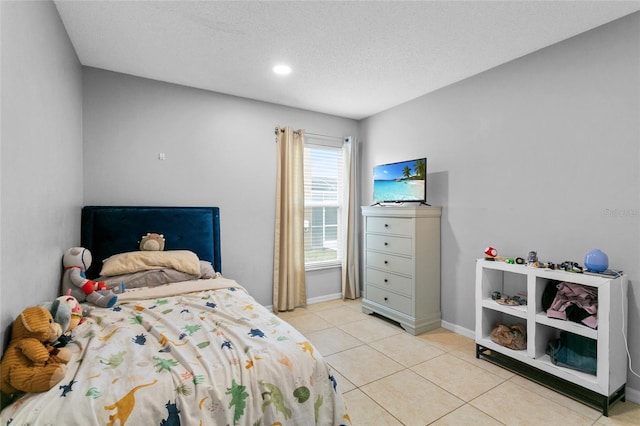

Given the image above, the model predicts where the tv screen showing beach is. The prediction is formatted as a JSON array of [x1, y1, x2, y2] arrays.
[[373, 158, 426, 203]]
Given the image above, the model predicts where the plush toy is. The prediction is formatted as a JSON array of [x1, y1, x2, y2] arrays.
[[0, 306, 71, 395], [61, 247, 117, 308], [56, 290, 84, 333], [139, 233, 165, 251], [46, 290, 83, 347], [56, 290, 83, 332]]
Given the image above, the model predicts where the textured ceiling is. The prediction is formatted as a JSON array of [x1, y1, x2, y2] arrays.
[[54, 1, 640, 119]]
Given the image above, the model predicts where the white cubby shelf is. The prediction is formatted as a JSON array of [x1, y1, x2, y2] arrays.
[[475, 259, 628, 416]]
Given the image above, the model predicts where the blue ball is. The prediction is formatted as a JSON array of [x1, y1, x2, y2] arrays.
[[584, 249, 608, 272]]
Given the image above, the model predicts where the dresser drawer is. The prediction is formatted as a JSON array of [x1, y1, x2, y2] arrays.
[[366, 268, 412, 296], [367, 217, 413, 236], [366, 286, 412, 315], [367, 251, 413, 274], [366, 234, 412, 256]]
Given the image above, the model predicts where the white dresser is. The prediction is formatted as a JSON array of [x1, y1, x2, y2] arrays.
[[361, 206, 442, 335]]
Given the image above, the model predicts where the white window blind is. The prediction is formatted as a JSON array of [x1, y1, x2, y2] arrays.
[[303, 142, 344, 269]]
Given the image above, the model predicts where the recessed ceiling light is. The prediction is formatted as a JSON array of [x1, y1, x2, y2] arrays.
[[273, 64, 292, 75]]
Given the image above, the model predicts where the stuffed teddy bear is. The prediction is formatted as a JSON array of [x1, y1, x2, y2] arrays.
[[0, 306, 71, 395], [61, 247, 117, 308], [139, 232, 165, 251]]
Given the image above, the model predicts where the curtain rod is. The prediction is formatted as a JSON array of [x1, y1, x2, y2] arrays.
[[274, 126, 344, 142]]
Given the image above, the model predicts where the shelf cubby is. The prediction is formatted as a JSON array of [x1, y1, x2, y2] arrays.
[[480, 308, 527, 343], [475, 259, 627, 416]]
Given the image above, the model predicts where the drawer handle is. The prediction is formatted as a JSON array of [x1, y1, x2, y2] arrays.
[[384, 297, 388, 301], [384, 242, 389, 246], [384, 278, 388, 283], [384, 260, 389, 265], [384, 224, 389, 228]]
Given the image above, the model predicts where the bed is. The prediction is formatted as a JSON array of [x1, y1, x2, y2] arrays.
[[1, 206, 350, 425]]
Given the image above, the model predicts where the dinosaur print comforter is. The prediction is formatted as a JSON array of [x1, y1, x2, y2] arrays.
[[0, 278, 350, 425]]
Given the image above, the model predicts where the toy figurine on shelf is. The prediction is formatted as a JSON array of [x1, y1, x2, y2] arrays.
[[531, 261, 558, 270], [483, 247, 522, 264], [484, 246, 509, 262], [559, 261, 584, 273], [528, 252, 561, 269], [484, 246, 498, 259]]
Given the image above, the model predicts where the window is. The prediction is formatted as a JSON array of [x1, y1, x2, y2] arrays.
[[303, 141, 344, 269]]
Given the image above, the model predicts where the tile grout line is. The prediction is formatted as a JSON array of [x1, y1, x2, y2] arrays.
[[289, 299, 632, 425]]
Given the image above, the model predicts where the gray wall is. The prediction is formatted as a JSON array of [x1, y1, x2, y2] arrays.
[[359, 13, 640, 393], [82, 68, 358, 306], [0, 1, 83, 347], [3, 0, 638, 400]]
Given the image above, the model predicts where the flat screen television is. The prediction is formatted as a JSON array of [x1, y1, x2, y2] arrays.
[[373, 158, 427, 204]]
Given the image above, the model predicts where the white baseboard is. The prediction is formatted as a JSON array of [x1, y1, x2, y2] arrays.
[[264, 292, 343, 313], [308, 292, 343, 305], [438, 320, 640, 405], [441, 319, 475, 340], [625, 385, 640, 404]]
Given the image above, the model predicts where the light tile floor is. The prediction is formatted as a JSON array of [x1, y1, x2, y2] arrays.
[[278, 298, 640, 426]]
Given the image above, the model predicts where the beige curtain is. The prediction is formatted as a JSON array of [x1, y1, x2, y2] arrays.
[[342, 137, 360, 299], [273, 126, 306, 312]]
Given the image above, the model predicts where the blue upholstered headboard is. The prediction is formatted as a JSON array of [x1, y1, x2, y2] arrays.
[[81, 206, 221, 279]]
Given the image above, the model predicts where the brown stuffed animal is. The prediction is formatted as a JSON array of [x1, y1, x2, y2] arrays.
[[139, 233, 165, 251], [0, 306, 71, 395]]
